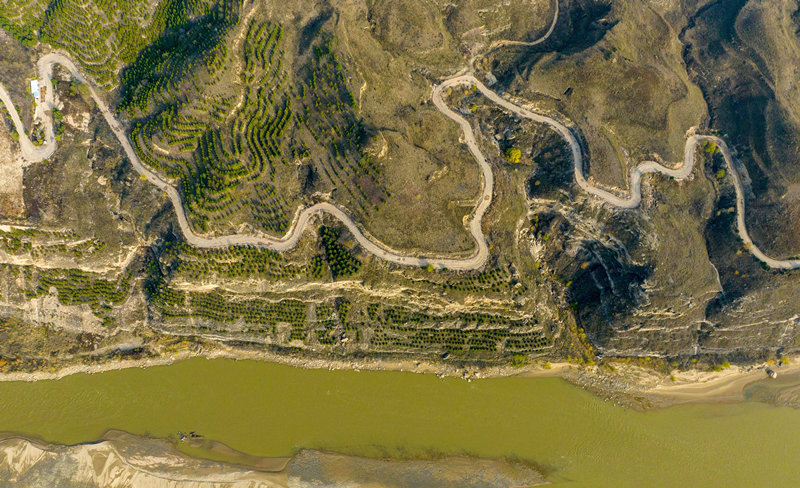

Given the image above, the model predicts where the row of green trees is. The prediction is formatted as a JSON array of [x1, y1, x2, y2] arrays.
[[319, 226, 360, 279], [119, 3, 236, 113]]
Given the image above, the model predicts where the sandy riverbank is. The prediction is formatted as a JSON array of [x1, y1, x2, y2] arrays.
[[646, 361, 800, 405], [563, 357, 800, 409], [0, 430, 545, 488]]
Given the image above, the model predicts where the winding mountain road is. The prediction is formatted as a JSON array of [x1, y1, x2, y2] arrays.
[[1, 32, 798, 270], [0, 53, 492, 270], [445, 75, 800, 270]]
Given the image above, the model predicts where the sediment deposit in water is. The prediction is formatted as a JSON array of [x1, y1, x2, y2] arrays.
[[0, 431, 545, 488]]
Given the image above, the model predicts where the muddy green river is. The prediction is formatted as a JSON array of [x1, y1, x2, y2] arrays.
[[1, 358, 797, 486]]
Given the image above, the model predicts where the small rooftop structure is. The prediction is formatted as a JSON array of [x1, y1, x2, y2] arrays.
[[30, 80, 40, 102]]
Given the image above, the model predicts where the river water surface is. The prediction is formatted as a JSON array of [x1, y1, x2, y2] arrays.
[[1, 358, 797, 486]]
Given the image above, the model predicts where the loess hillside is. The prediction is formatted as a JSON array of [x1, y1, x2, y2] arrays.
[[0, 0, 798, 376]]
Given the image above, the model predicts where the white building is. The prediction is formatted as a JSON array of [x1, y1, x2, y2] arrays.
[[30, 80, 40, 102]]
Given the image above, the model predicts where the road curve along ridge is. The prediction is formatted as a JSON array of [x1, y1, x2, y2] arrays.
[[0, 53, 493, 270], [1, 16, 798, 270]]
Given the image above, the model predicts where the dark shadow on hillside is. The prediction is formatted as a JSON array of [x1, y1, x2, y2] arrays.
[[529, 208, 651, 347], [488, 0, 615, 87], [118, 0, 239, 114], [298, 7, 333, 55], [680, 0, 800, 258]]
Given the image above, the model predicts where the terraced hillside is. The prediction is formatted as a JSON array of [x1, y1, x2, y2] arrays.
[[0, 0, 799, 377]]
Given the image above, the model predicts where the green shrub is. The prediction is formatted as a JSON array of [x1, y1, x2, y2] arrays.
[[504, 147, 522, 164]]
